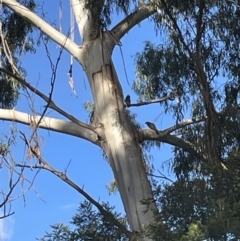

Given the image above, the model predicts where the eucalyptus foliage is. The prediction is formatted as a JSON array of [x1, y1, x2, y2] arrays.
[[134, 0, 240, 168], [0, 0, 36, 108], [38, 201, 129, 241]]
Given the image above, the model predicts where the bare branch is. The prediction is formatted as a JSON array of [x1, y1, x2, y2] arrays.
[[4, 158, 42, 205], [162, 116, 206, 135], [1, 129, 43, 220], [141, 130, 207, 162], [16, 132, 132, 239], [0, 67, 100, 136], [111, 4, 156, 41], [27, 38, 64, 145], [127, 92, 177, 108], [148, 171, 174, 183], [0, 163, 24, 219], [0, 109, 99, 145], [141, 115, 206, 138], [1, 0, 83, 64]]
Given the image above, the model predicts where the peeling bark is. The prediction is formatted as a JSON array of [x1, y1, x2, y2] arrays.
[[82, 34, 157, 235]]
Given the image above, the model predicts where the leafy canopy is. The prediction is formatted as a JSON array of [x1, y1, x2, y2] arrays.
[[0, 0, 37, 108]]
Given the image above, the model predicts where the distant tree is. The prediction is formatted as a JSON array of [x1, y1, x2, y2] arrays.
[[154, 151, 240, 240], [1, 0, 240, 240], [38, 200, 129, 241]]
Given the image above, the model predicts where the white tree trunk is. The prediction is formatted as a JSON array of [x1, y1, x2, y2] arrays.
[[82, 35, 157, 234], [70, 3, 157, 235]]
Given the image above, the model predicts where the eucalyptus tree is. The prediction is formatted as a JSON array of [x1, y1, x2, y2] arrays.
[[1, 0, 240, 240]]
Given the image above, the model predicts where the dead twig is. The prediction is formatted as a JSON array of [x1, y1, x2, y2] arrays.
[[18, 131, 132, 239]]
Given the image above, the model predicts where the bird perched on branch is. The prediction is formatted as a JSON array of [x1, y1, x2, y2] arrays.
[[145, 121, 159, 134], [169, 91, 176, 101], [125, 95, 131, 107]]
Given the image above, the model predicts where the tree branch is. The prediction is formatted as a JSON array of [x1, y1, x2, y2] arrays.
[[0, 167, 22, 219], [141, 130, 207, 162], [71, 0, 100, 43], [148, 170, 174, 183], [15, 133, 132, 239], [111, 4, 156, 41], [127, 92, 177, 108], [0, 109, 99, 145], [2, 0, 83, 64], [0, 67, 101, 137], [162, 116, 206, 135], [141, 116, 206, 137]]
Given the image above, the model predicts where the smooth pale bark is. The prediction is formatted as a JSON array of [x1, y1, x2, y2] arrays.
[[80, 34, 157, 233], [2, 0, 158, 239], [71, 2, 158, 235], [0, 109, 98, 144]]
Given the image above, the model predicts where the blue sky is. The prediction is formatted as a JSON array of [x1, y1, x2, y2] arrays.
[[0, 1, 176, 240]]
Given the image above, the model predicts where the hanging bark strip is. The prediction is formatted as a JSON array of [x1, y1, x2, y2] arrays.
[[68, 0, 77, 96]]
